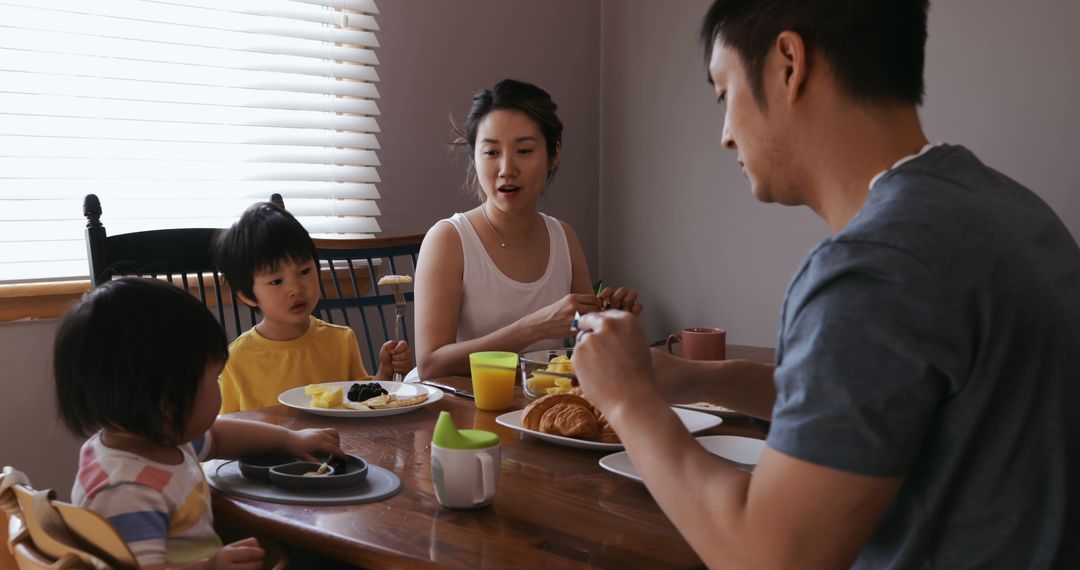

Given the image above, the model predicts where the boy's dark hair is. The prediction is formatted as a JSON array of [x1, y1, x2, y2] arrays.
[[214, 202, 318, 302], [451, 79, 564, 200], [700, 0, 929, 107], [54, 278, 228, 446]]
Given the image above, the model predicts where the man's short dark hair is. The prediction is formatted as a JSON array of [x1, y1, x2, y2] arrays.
[[701, 0, 929, 106], [214, 202, 318, 302], [54, 278, 228, 446]]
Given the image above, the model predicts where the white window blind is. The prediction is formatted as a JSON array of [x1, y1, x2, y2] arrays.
[[0, 0, 382, 283]]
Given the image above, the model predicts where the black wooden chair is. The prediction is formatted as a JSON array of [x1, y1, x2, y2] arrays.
[[312, 234, 423, 373], [85, 193, 424, 365], [82, 193, 257, 340]]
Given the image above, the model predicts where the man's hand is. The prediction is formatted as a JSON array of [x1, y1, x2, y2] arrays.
[[571, 310, 657, 411]]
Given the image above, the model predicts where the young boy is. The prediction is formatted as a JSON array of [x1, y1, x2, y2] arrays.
[[214, 202, 413, 413]]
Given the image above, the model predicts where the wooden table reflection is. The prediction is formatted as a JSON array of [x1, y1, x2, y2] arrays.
[[214, 345, 774, 569]]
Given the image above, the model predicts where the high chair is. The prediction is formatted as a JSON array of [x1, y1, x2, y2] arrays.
[[2, 466, 135, 569], [2, 467, 287, 570]]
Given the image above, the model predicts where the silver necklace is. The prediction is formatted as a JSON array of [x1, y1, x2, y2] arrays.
[[481, 205, 509, 248], [481, 206, 534, 248]]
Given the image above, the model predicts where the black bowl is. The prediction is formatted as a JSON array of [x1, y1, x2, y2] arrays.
[[238, 454, 297, 482], [268, 454, 369, 491]]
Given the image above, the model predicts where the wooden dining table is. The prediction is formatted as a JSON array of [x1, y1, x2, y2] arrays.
[[213, 345, 775, 569]]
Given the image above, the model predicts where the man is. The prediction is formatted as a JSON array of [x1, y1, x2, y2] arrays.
[[572, 1, 1080, 568]]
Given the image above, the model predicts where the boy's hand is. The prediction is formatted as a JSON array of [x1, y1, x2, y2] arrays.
[[376, 340, 414, 379], [208, 537, 264, 569], [284, 428, 344, 462]]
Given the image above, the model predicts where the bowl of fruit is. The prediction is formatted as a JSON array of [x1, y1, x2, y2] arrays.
[[520, 348, 577, 399]]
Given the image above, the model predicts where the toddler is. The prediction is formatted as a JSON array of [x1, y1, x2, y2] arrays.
[[55, 278, 344, 569]]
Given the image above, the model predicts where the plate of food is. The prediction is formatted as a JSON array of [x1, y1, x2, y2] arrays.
[[599, 435, 766, 482], [495, 390, 723, 450], [278, 380, 442, 417], [671, 401, 743, 417]]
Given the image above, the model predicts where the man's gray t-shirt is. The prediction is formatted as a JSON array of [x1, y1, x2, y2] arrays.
[[768, 145, 1080, 568]]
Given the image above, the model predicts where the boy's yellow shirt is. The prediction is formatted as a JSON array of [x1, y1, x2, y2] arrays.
[[219, 316, 372, 413]]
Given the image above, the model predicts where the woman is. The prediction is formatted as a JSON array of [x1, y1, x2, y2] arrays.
[[415, 79, 642, 378]]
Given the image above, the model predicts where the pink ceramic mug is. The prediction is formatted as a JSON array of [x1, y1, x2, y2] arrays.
[[666, 327, 727, 361]]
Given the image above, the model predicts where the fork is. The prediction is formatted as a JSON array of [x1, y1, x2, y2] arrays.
[[389, 283, 406, 382]]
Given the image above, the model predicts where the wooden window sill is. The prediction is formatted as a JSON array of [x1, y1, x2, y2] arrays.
[[0, 264, 374, 324], [0, 281, 90, 323]]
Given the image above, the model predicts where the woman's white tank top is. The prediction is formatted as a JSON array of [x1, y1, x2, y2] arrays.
[[440, 212, 572, 352]]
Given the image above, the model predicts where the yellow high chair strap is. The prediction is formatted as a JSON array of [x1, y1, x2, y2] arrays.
[[9, 481, 112, 569], [51, 502, 137, 569], [0, 466, 30, 515]]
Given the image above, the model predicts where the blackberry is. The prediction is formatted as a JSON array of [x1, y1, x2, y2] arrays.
[[347, 382, 388, 402]]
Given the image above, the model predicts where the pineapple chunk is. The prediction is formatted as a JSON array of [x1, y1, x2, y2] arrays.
[[309, 385, 343, 408], [551, 361, 574, 374], [554, 377, 573, 388], [527, 373, 558, 392], [546, 386, 572, 395]]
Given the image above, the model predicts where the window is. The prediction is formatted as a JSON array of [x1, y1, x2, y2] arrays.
[[0, 0, 382, 283]]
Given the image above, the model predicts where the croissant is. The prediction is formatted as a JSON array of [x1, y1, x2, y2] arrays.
[[522, 391, 619, 443]]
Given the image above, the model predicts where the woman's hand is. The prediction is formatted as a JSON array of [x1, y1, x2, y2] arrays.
[[284, 428, 344, 462], [521, 293, 601, 342], [597, 286, 643, 315]]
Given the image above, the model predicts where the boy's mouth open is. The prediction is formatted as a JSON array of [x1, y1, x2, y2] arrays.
[[497, 184, 521, 196]]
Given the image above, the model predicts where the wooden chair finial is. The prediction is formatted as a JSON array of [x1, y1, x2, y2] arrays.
[[83, 194, 102, 229]]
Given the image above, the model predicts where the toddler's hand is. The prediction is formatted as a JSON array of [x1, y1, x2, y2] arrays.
[[377, 340, 413, 378], [285, 428, 343, 463], [209, 537, 264, 570]]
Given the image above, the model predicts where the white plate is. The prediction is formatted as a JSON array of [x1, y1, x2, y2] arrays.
[[599, 435, 766, 482], [671, 402, 743, 418], [278, 381, 443, 417], [495, 407, 722, 451]]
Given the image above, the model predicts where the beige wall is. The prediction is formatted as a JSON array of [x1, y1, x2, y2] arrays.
[[375, 0, 602, 278], [0, 319, 79, 499], [598, 0, 1080, 347]]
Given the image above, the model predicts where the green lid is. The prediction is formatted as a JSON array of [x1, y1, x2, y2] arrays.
[[432, 411, 499, 449]]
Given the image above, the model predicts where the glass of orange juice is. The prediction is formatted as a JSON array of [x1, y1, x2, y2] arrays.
[[469, 351, 518, 411]]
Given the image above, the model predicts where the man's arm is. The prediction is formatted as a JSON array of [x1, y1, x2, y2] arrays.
[[650, 348, 777, 420], [575, 311, 902, 568], [613, 397, 902, 568]]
